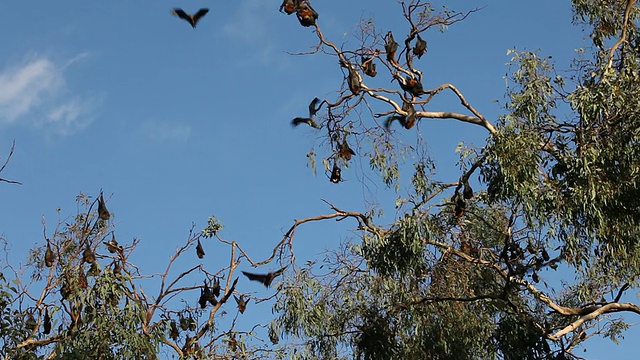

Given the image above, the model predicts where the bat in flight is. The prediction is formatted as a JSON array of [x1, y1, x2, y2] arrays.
[[242, 267, 286, 288], [172, 8, 209, 28]]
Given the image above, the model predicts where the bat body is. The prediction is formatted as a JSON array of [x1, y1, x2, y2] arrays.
[[98, 193, 110, 220], [292, 117, 320, 128], [395, 76, 425, 97], [43, 308, 52, 334], [385, 31, 399, 64], [172, 8, 209, 28], [330, 163, 341, 183], [83, 244, 95, 264], [199, 281, 216, 308], [413, 35, 427, 59], [45, 243, 55, 267], [347, 67, 361, 95], [196, 239, 205, 259], [362, 57, 377, 77], [234, 295, 249, 314], [104, 234, 122, 254], [338, 141, 355, 161], [242, 267, 286, 287], [279, 0, 298, 15], [296, 1, 318, 27], [463, 182, 473, 199], [385, 102, 417, 130], [211, 278, 221, 297], [309, 97, 322, 117]]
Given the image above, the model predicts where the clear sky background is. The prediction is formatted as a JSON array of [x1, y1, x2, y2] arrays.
[[0, 1, 638, 359]]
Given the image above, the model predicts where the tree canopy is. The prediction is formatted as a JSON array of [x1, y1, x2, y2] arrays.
[[2, 0, 640, 359]]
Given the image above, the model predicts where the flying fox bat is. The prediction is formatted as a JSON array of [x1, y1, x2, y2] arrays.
[[463, 181, 474, 199], [385, 102, 417, 130], [211, 278, 221, 297], [242, 267, 286, 288], [196, 239, 205, 259], [385, 31, 399, 64], [394, 75, 425, 97], [172, 8, 209, 28], [98, 192, 110, 220], [279, 0, 298, 15], [83, 244, 95, 264], [330, 163, 342, 183], [347, 66, 361, 95], [292, 97, 323, 128], [296, 1, 318, 27], [234, 295, 249, 314], [362, 56, 377, 77], [413, 35, 427, 59], [43, 308, 52, 335], [338, 140, 355, 161], [45, 242, 55, 268]]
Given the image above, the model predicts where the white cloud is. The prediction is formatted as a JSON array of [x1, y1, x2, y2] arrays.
[[141, 121, 191, 142], [0, 55, 101, 135]]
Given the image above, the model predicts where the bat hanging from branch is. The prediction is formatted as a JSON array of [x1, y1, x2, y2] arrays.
[[385, 101, 417, 130], [361, 56, 377, 77], [196, 239, 205, 259], [385, 31, 399, 65], [242, 267, 286, 288], [279, 0, 298, 15], [330, 163, 342, 183], [234, 295, 249, 314], [172, 8, 209, 28], [413, 35, 427, 59], [296, 0, 319, 27], [98, 191, 110, 221]]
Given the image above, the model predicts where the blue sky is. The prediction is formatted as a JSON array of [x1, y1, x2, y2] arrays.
[[0, 1, 637, 358]]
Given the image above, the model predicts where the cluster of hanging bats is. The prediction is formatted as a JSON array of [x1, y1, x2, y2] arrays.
[[39, 191, 286, 344]]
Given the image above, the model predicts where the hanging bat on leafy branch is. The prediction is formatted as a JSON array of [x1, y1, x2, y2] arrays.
[[337, 139, 355, 161], [242, 267, 286, 288], [98, 192, 110, 221], [172, 8, 209, 28], [45, 241, 55, 268], [292, 97, 323, 128], [347, 66, 362, 95], [279, 0, 298, 15]]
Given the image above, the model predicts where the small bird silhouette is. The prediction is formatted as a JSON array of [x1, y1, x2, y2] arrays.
[[172, 8, 209, 28], [241, 267, 286, 288]]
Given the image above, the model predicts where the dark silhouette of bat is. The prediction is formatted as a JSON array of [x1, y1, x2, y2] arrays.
[[330, 163, 341, 183], [308, 97, 322, 117], [43, 308, 51, 335], [347, 66, 361, 95], [234, 295, 249, 314], [296, 0, 318, 27], [113, 260, 122, 276], [338, 140, 355, 161], [98, 192, 110, 220], [394, 75, 425, 97], [199, 281, 214, 309], [385, 102, 417, 130], [292, 117, 320, 128], [211, 278, 221, 298], [196, 239, 205, 259], [413, 35, 427, 59], [45, 242, 55, 268], [172, 8, 209, 28], [103, 233, 122, 254], [83, 244, 95, 264], [170, 320, 179, 341], [292, 97, 323, 128], [279, 0, 298, 15], [385, 31, 399, 64], [463, 181, 473, 199], [78, 269, 88, 290], [362, 57, 377, 77], [451, 193, 466, 217], [242, 267, 286, 288]]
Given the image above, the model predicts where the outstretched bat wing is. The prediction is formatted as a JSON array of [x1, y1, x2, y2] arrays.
[[192, 8, 210, 25]]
